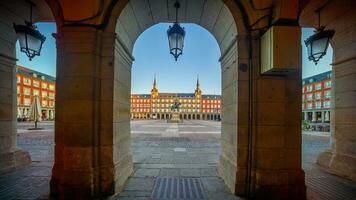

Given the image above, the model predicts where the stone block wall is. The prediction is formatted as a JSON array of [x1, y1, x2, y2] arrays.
[[300, 0, 356, 181], [0, 5, 31, 174]]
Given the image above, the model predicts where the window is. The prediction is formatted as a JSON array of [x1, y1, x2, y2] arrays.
[[42, 91, 47, 97], [307, 103, 312, 109], [307, 85, 313, 92], [33, 80, 39, 87], [307, 94, 313, 100], [49, 92, 55, 98], [315, 101, 321, 109], [24, 98, 31, 105], [315, 83, 322, 90], [17, 76, 21, 83], [49, 84, 55, 91], [42, 82, 47, 89], [325, 90, 331, 98], [325, 81, 332, 88], [23, 78, 31, 86], [17, 86, 20, 94], [42, 100, 47, 107], [33, 89, 39, 96], [324, 101, 331, 108], [23, 87, 31, 95], [315, 92, 321, 100]]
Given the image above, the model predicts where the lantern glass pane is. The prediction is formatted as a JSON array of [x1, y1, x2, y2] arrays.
[[27, 34, 42, 53], [168, 33, 177, 51], [306, 42, 311, 57], [17, 33, 27, 49], [311, 37, 328, 56], [176, 34, 184, 50]]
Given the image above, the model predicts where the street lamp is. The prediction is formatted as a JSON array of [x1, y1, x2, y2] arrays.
[[167, 1, 185, 61], [304, 8, 334, 65], [13, 0, 46, 61]]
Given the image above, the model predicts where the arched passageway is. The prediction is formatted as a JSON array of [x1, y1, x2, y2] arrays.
[[3, 0, 343, 199]]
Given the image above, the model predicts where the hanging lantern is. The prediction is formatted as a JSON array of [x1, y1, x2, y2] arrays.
[[167, 1, 185, 61], [13, 1, 46, 61], [304, 9, 334, 65]]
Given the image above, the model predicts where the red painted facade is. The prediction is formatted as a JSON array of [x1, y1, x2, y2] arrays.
[[16, 66, 56, 120]]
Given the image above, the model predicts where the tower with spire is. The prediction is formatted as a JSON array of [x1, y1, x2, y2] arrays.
[[151, 74, 159, 98], [194, 74, 202, 98]]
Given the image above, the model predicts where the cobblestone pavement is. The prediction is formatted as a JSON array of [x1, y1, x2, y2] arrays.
[[0, 120, 355, 199]]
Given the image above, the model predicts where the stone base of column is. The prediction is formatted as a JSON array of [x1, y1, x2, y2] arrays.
[[0, 149, 31, 175], [318, 150, 356, 181], [252, 169, 306, 200]]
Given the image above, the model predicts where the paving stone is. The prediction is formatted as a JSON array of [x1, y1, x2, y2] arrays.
[[159, 168, 180, 177], [125, 178, 155, 191], [117, 190, 151, 197], [180, 168, 201, 177], [133, 169, 160, 178], [0, 121, 354, 200], [201, 177, 228, 192], [200, 168, 218, 177], [205, 191, 240, 200]]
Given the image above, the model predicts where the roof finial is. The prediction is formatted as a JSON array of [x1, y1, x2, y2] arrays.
[[153, 74, 157, 88], [196, 74, 200, 88]]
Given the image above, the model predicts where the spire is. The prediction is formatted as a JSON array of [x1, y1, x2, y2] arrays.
[[153, 74, 157, 89], [196, 74, 200, 89], [151, 74, 159, 98], [195, 74, 202, 98]]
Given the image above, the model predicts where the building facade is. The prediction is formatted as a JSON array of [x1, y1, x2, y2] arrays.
[[131, 77, 221, 121], [16, 66, 56, 120], [302, 71, 332, 131]]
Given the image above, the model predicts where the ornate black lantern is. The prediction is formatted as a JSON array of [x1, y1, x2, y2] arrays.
[[304, 9, 334, 65], [14, 1, 46, 61], [167, 1, 185, 61]]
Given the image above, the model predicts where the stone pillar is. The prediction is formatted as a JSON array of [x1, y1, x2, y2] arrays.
[[312, 111, 316, 122], [50, 27, 133, 198], [325, 111, 330, 122], [321, 111, 325, 123], [318, 59, 356, 181], [0, 43, 31, 174], [303, 112, 308, 121], [222, 33, 305, 199]]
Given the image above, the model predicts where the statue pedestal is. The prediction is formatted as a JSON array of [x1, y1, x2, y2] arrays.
[[167, 111, 182, 123]]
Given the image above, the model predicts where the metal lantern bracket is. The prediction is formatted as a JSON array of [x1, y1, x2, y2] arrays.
[[167, 1, 186, 61], [304, 7, 334, 65], [13, 0, 46, 61]]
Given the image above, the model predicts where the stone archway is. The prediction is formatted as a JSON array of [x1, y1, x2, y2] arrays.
[[299, 0, 356, 182], [38, 0, 308, 199]]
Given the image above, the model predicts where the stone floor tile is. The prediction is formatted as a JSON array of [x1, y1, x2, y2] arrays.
[[159, 168, 180, 177], [199, 167, 218, 177], [133, 168, 160, 178], [201, 177, 228, 192], [180, 168, 201, 177], [125, 178, 155, 191]]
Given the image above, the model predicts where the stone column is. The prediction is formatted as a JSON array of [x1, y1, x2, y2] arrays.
[[304, 112, 308, 121], [312, 111, 316, 122], [318, 60, 356, 181], [325, 111, 330, 122], [50, 27, 133, 198], [0, 48, 31, 174], [224, 32, 306, 199], [321, 111, 325, 123]]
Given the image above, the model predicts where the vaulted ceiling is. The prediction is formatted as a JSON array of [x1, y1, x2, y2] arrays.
[[116, 0, 237, 54]]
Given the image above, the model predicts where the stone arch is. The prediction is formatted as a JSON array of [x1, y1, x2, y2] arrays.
[[299, 0, 356, 182], [32, 0, 309, 199]]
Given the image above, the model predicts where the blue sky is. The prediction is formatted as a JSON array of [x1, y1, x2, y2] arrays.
[[16, 23, 332, 94]]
